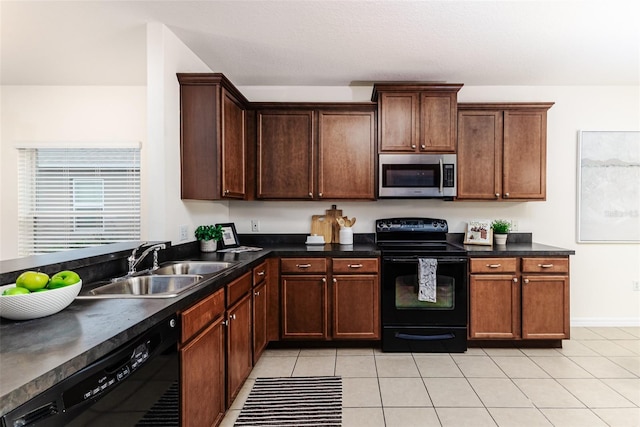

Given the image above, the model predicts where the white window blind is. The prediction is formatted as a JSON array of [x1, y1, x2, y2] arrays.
[[17, 147, 141, 256]]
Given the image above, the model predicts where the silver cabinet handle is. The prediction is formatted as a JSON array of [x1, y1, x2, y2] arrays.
[[513, 278, 518, 283], [504, 193, 510, 198], [420, 144, 426, 149], [348, 264, 363, 268], [523, 279, 530, 284], [411, 144, 416, 149], [256, 270, 265, 276], [487, 264, 502, 268], [308, 192, 313, 198], [538, 264, 554, 268], [296, 264, 311, 268], [495, 193, 500, 198], [254, 291, 260, 296], [318, 192, 323, 197], [222, 320, 229, 326], [322, 277, 327, 283], [332, 278, 337, 283], [230, 314, 236, 320]]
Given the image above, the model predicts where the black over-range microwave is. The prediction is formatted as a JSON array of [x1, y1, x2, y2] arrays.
[[378, 153, 457, 199]]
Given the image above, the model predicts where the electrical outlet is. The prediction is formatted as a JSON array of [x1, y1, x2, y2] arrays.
[[179, 225, 188, 241], [633, 281, 640, 292], [251, 220, 260, 232], [510, 220, 519, 231]]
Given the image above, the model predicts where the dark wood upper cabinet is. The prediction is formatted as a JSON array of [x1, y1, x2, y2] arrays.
[[457, 103, 553, 201], [256, 109, 315, 199], [255, 104, 376, 200], [177, 73, 248, 200], [372, 83, 463, 153]]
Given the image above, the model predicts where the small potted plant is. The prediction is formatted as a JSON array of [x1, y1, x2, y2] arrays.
[[491, 219, 511, 245], [194, 224, 223, 252]]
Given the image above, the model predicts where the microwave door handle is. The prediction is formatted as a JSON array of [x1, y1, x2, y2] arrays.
[[439, 158, 443, 193]]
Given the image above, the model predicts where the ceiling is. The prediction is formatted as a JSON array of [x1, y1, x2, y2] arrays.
[[2, 0, 639, 87]]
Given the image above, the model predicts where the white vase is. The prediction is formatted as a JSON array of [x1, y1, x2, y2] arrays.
[[200, 239, 217, 252], [494, 234, 508, 245]]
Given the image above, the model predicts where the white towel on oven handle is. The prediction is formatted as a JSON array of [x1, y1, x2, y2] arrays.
[[418, 258, 437, 303]]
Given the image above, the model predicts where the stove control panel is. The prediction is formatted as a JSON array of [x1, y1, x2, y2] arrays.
[[376, 218, 448, 233]]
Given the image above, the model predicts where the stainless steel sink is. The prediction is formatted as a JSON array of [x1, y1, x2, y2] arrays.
[[77, 275, 203, 299], [152, 261, 237, 276]]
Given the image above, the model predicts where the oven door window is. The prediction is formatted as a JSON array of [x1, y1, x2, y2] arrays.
[[395, 273, 455, 310], [382, 164, 440, 188]]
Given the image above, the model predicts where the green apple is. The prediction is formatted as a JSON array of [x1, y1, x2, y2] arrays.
[[48, 270, 81, 289], [2, 286, 31, 296], [16, 271, 50, 291]]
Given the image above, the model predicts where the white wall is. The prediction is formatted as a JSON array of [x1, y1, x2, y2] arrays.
[[0, 86, 146, 260], [231, 84, 640, 326], [145, 23, 230, 244]]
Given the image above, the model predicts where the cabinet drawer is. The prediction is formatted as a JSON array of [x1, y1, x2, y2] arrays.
[[253, 261, 268, 286], [332, 258, 379, 274], [470, 258, 517, 273], [522, 258, 568, 274], [281, 258, 327, 273], [181, 288, 225, 343], [227, 272, 252, 306]]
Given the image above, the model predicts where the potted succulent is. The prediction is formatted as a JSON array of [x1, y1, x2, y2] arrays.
[[491, 219, 511, 245], [194, 224, 223, 252]]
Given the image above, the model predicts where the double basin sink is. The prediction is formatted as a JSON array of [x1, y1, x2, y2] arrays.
[[77, 261, 237, 299]]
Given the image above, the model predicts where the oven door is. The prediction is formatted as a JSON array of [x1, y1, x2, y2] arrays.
[[381, 255, 468, 352]]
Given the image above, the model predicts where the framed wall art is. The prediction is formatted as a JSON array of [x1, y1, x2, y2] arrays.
[[216, 223, 240, 249], [464, 219, 493, 245], [577, 131, 640, 243]]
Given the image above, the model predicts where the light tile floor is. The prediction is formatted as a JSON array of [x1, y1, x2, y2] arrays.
[[221, 327, 640, 426]]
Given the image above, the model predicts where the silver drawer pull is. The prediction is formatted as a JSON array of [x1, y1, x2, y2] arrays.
[[487, 264, 502, 268], [538, 264, 554, 268], [256, 270, 265, 276], [296, 264, 311, 268], [254, 291, 260, 296], [348, 264, 363, 268]]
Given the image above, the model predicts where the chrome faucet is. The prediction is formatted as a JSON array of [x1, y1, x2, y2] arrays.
[[127, 243, 166, 275]]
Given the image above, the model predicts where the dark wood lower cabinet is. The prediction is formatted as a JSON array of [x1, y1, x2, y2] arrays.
[[180, 289, 226, 427], [332, 274, 380, 340], [227, 292, 253, 407], [180, 318, 226, 427], [281, 274, 328, 339], [469, 257, 569, 341], [252, 280, 268, 362]]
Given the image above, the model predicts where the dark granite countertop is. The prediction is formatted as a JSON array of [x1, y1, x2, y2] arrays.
[[0, 233, 572, 415]]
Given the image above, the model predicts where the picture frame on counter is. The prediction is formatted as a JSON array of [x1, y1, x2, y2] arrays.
[[216, 223, 240, 249], [463, 219, 493, 245]]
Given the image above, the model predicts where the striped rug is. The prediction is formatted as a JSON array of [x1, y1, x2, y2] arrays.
[[234, 376, 342, 426]]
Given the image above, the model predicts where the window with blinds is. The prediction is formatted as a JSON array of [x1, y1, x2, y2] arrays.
[[17, 147, 141, 256]]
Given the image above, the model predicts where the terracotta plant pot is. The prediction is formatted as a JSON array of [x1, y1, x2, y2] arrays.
[[200, 239, 217, 252]]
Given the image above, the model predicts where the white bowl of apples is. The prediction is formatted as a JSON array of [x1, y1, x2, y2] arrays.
[[0, 270, 82, 320]]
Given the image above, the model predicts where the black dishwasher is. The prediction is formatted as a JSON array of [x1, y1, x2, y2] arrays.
[[2, 314, 179, 427]]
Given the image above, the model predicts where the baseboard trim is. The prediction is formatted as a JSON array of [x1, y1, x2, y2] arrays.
[[571, 318, 640, 327]]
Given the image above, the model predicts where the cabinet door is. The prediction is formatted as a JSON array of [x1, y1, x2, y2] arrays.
[[221, 89, 246, 199], [227, 294, 252, 406], [180, 317, 225, 427], [281, 275, 327, 339], [318, 111, 375, 199], [521, 275, 569, 339], [419, 92, 457, 152], [457, 110, 503, 199], [469, 274, 520, 339], [332, 274, 380, 339], [257, 110, 315, 199], [378, 92, 418, 152], [180, 84, 219, 200], [252, 280, 268, 364], [503, 110, 547, 200]]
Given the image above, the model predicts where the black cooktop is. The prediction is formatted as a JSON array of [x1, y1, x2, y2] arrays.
[[375, 218, 466, 255]]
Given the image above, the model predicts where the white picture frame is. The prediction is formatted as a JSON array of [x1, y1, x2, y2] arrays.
[[464, 219, 493, 246]]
